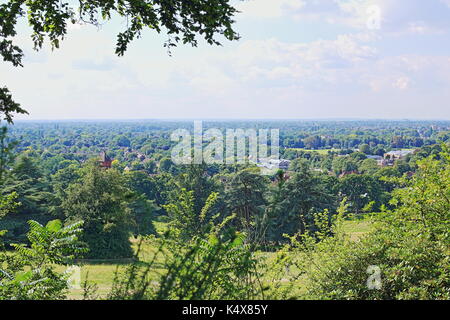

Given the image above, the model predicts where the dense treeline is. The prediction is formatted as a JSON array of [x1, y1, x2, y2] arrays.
[[7, 120, 449, 164], [1, 121, 449, 300], [1, 121, 449, 255]]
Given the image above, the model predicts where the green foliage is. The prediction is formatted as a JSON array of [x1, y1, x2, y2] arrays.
[[284, 149, 450, 300], [124, 170, 156, 199], [108, 196, 262, 300], [390, 148, 450, 242], [0, 191, 19, 246], [115, 135, 131, 148], [339, 174, 382, 214], [0, 219, 86, 300], [267, 161, 336, 243], [172, 164, 219, 215], [128, 193, 157, 237], [0, 120, 448, 299], [359, 158, 379, 174], [0, 192, 19, 219], [359, 143, 371, 155], [154, 230, 259, 300], [165, 190, 219, 241], [159, 157, 175, 173], [1, 154, 53, 217], [49, 163, 82, 216], [0, 87, 27, 124], [12, 220, 87, 265], [332, 156, 358, 175], [61, 161, 135, 258], [224, 167, 268, 243], [0, 126, 17, 181], [143, 160, 157, 174]]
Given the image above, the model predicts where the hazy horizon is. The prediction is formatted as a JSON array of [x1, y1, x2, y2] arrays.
[[12, 117, 450, 122]]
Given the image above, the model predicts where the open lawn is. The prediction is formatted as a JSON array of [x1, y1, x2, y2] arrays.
[[341, 218, 374, 241], [62, 218, 373, 299]]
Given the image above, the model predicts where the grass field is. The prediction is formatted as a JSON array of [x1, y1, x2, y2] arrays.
[[341, 218, 373, 241], [62, 218, 373, 299]]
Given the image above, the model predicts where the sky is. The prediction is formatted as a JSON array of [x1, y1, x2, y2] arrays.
[[2, 0, 450, 120]]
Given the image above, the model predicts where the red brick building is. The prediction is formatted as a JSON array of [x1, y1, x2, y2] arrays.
[[99, 151, 113, 169]]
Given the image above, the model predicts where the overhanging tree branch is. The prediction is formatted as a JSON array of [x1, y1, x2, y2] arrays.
[[0, 87, 28, 124], [0, 0, 240, 122]]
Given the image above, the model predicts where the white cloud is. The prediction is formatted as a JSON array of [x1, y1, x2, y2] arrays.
[[205, 34, 378, 90], [393, 76, 411, 90], [375, 0, 450, 35], [441, 0, 450, 8], [236, 0, 376, 27], [3, 2, 450, 120], [238, 0, 450, 36], [235, 0, 303, 19]]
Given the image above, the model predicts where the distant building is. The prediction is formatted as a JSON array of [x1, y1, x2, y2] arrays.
[[384, 149, 415, 160], [99, 151, 113, 169], [379, 149, 416, 167], [366, 155, 383, 161], [377, 159, 390, 167], [257, 158, 291, 171]]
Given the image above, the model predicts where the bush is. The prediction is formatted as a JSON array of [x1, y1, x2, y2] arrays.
[[287, 149, 450, 300], [108, 194, 263, 300], [0, 219, 86, 300]]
